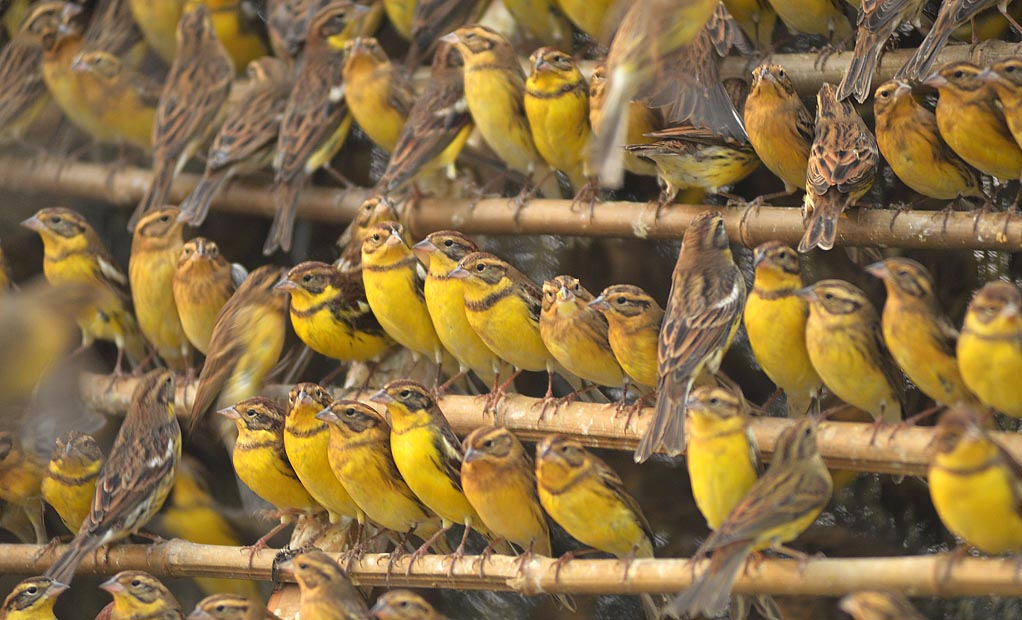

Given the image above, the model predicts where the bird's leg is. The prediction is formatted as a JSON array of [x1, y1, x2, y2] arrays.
[[386, 528, 416, 583], [435, 368, 467, 399], [32, 535, 72, 561], [476, 536, 507, 578], [569, 180, 601, 222], [322, 164, 355, 188], [483, 368, 522, 415], [536, 370, 560, 420], [510, 171, 554, 223], [405, 523, 451, 576], [243, 515, 293, 567], [446, 524, 473, 577], [552, 548, 601, 583], [935, 545, 971, 585]]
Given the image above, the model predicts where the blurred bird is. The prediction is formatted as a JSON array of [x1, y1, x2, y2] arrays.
[[98, 571, 185, 620], [172, 237, 242, 355], [867, 258, 974, 406], [799, 83, 878, 253], [503, 0, 572, 46], [280, 550, 372, 620], [0, 2, 61, 144], [186, 0, 269, 73], [41, 431, 102, 534], [405, 0, 488, 69], [929, 407, 1022, 555], [127, 0, 185, 63], [382, 0, 414, 40], [723, 0, 778, 49], [46, 371, 180, 584], [637, 212, 745, 463], [462, 426, 551, 555], [67, 50, 159, 151], [665, 416, 832, 619], [589, 284, 663, 391], [0, 576, 68, 620], [555, 0, 614, 41], [744, 64, 814, 196], [766, 0, 852, 39], [189, 266, 287, 425], [130, 207, 190, 374], [180, 56, 291, 227], [837, 0, 926, 103], [277, 261, 392, 367], [131, 4, 234, 230], [266, 0, 327, 61], [21, 207, 147, 374], [956, 281, 1022, 417], [980, 58, 1022, 150], [188, 594, 279, 620], [872, 80, 985, 202], [370, 591, 446, 620], [797, 280, 904, 425], [840, 590, 927, 620], [744, 242, 822, 417], [334, 196, 403, 273], [341, 36, 413, 153], [0, 241, 12, 293], [269, 0, 371, 254], [36, 3, 95, 142], [0, 432, 46, 544], [897, 0, 1022, 81], [588, 64, 659, 179]]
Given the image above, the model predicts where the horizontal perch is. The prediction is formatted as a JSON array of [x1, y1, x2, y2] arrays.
[[80, 373, 1022, 477], [3, 156, 1021, 250], [0, 541, 1019, 598]]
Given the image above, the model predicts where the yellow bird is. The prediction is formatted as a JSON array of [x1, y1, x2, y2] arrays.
[[335, 196, 403, 273], [41, 431, 102, 534], [744, 64, 814, 195], [0, 577, 68, 620], [503, 0, 572, 46], [722, 0, 778, 49], [173, 237, 242, 355], [765, 0, 851, 38], [980, 58, 1022, 150], [588, 64, 660, 179], [382, 0, 415, 40], [956, 281, 1022, 417], [0, 432, 46, 544], [280, 550, 371, 620], [98, 571, 184, 620], [840, 590, 928, 620], [186, 0, 269, 73], [128, 0, 186, 63], [341, 36, 414, 153], [588, 285, 663, 391], [370, 590, 446, 620], [188, 593, 277, 620], [67, 50, 159, 152]]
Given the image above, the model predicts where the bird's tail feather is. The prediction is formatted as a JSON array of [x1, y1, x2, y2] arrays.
[[44, 534, 99, 585], [179, 167, 231, 227], [265, 174, 305, 255], [664, 541, 751, 619]]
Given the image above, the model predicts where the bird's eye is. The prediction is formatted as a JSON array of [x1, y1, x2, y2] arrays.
[[476, 264, 485, 272], [483, 439, 493, 448], [400, 390, 410, 398], [778, 68, 786, 77], [131, 579, 141, 587], [897, 270, 909, 277], [159, 215, 170, 223], [298, 562, 308, 569], [444, 239, 453, 247], [303, 274, 312, 282], [51, 216, 62, 224], [824, 293, 834, 300], [216, 605, 225, 612], [372, 233, 381, 241], [709, 398, 719, 406], [245, 409, 256, 417], [615, 296, 626, 304], [344, 408, 356, 417], [399, 601, 410, 608], [26, 586, 37, 595], [953, 70, 964, 79]]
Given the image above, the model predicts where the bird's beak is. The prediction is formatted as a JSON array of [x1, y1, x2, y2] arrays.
[[448, 265, 469, 280], [463, 446, 480, 463], [922, 72, 947, 88], [533, 54, 550, 72], [20, 215, 43, 232], [70, 53, 88, 72], [588, 295, 609, 311], [752, 248, 767, 267], [794, 286, 818, 302], [98, 577, 124, 594], [187, 610, 213, 620], [273, 277, 296, 291], [50, 581, 69, 595], [538, 442, 552, 459], [439, 31, 460, 44], [893, 81, 912, 97], [411, 238, 436, 263], [315, 408, 338, 423], [864, 261, 889, 279], [753, 65, 772, 83], [369, 389, 392, 404], [1002, 301, 1021, 319], [557, 284, 571, 302], [217, 406, 240, 420], [976, 67, 997, 84], [385, 231, 403, 246], [295, 389, 313, 406]]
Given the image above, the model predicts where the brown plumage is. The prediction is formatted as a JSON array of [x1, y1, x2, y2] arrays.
[[837, 0, 926, 103]]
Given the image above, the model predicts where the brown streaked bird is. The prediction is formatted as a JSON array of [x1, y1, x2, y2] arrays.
[[334, 195, 402, 273], [0, 576, 68, 620], [370, 591, 447, 620], [798, 83, 879, 253], [840, 590, 927, 620], [173, 237, 243, 355], [279, 550, 373, 620], [405, 0, 488, 69], [589, 284, 663, 391], [637, 212, 746, 463], [980, 58, 1022, 150], [98, 570, 185, 620], [837, 0, 926, 103], [189, 594, 280, 620], [180, 56, 292, 227], [0, 3, 62, 144], [342, 36, 414, 153], [266, 0, 325, 61], [744, 63, 814, 196], [45, 371, 181, 585]]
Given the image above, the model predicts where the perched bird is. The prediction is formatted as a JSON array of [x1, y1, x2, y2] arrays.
[[268, 1, 370, 255], [980, 58, 1022, 150], [744, 64, 814, 196], [266, 0, 328, 61], [188, 594, 279, 620], [502, 0, 572, 47], [189, 266, 287, 426], [722, 0, 778, 49], [0, 3, 61, 144], [872, 80, 984, 202], [46, 370, 181, 584], [180, 56, 292, 227], [376, 40, 472, 193], [41, 431, 102, 534], [412, 231, 500, 386], [131, 4, 234, 230], [280, 550, 372, 620], [462, 426, 551, 555], [405, 0, 487, 69], [173, 237, 242, 355], [98, 571, 185, 620], [840, 590, 928, 620], [524, 47, 591, 193], [837, 0, 926, 103], [555, 0, 614, 41], [0, 433, 46, 544], [334, 196, 403, 273], [929, 407, 1022, 555], [924, 62, 1022, 185], [130, 207, 190, 374], [67, 50, 159, 152], [187, 0, 269, 73], [0, 577, 68, 620], [897, 0, 1022, 81], [316, 400, 448, 547], [867, 258, 974, 406], [127, 0, 185, 63], [797, 280, 904, 425], [341, 36, 413, 153], [665, 416, 832, 619], [589, 285, 663, 391], [588, 64, 659, 179], [766, 0, 852, 39], [21, 208, 146, 374], [637, 212, 745, 463], [799, 83, 879, 253], [370, 591, 446, 620], [744, 242, 822, 417], [36, 3, 96, 144], [956, 281, 1022, 417]]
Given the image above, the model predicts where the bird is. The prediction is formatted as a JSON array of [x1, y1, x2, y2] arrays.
[[840, 590, 928, 620], [929, 406, 1022, 555], [66, 50, 159, 152], [765, 0, 852, 39], [412, 230, 501, 386], [722, 0, 778, 49], [871, 80, 985, 202], [462, 425, 552, 556], [179, 56, 292, 227], [866, 257, 974, 406], [131, 4, 234, 230], [21, 207, 146, 374], [664, 416, 832, 619], [797, 280, 904, 425], [956, 280, 1022, 417], [744, 63, 814, 196], [341, 36, 414, 153], [588, 285, 663, 391], [188, 266, 287, 427], [0, 3, 60, 145], [129, 207, 190, 374], [316, 400, 448, 549], [837, 0, 926, 103], [502, 0, 573, 47], [97, 571, 185, 620], [127, 0, 185, 63], [334, 196, 405, 273], [588, 63, 660, 179], [980, 58, 1022, 150], [370, 591, 446, 620], [897, 0, 1022, 81], [276, 261, 393, 367], [45, 370, 181, 584], [405, 0, 487, 69], [41, 431, 103, 535], [279, 550, 373, 620], [637, 211, 745, 463], [188, 594, 280, 620], [0, 576, 68, 620], [172, 237, 243, 355], [744, 241, 822, 417], [268, 1, 371, 255], [0, 433, 46, 544], [799, 83, 879, 253], [266, 0, 331, 62], [188, 0, 269, 73]]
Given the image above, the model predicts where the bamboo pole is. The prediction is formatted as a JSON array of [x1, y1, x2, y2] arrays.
[[2, 541, 1019, 598], [80, 372, 1022, 478], [3, 155, 1021, 250]]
